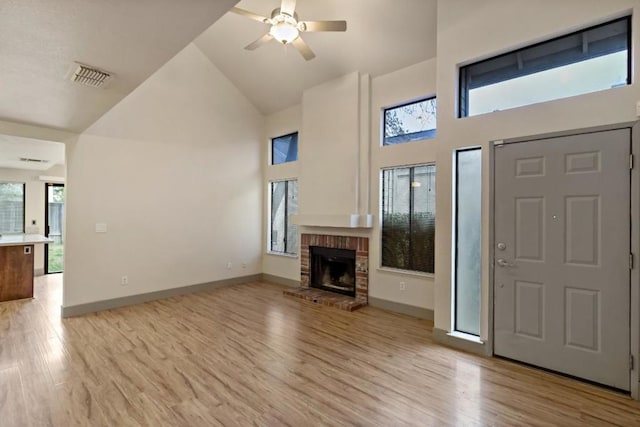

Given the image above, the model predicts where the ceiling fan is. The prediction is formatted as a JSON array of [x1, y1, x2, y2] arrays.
[[230, 0, 347, 61]]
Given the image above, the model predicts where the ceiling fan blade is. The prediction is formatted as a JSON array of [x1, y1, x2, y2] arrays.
[[292, 37, 316, 61], [301, 20, 347, 32], [230, 7, 269, 24], [280, 0, 297, 16], [245, 33, 274, 51]]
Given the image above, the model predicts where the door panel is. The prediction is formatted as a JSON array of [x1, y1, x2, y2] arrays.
[[514, 280, 544, 339], [565, 287, 599, 351], [565, 196, 599, 265], [494, 129, 630, 391], [515, 197, 545, 261]]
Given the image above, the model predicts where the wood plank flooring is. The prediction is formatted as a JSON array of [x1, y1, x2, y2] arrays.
[[2, 274, 640, 426]]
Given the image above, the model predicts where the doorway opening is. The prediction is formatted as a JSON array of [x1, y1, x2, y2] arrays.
[[45, 183, 64, 274]]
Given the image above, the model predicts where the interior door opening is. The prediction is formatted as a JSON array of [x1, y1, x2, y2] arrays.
[[45, 183, 64, 274]]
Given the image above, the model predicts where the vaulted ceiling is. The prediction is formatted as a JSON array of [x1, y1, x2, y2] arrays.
[[196, 0, 437, 114], [0, 0, 437, 167], [0, 0, 237, 133]]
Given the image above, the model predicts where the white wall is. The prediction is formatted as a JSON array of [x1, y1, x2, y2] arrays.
[[262, 72, 374, 282], [63, 43, 264, 307], [61, 0, 639, 324], [0, 164, 65, 273], [434, 0, 640, 339], [261, 0, 640, 323], [297, 72, 362, 227], [262, 59, 438, 311], [263, 104, 302, 280], [369, 58, 437, 309]]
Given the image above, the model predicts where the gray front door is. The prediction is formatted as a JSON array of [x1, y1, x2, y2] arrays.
[[494, 129, 631, 391]]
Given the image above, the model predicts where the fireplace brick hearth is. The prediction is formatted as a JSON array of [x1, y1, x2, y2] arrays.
[[284, 233, 368, 310]]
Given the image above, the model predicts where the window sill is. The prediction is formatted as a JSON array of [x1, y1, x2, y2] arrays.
[[269, 161, 299, 166], [266, 251, 298, 259], [382, 135, 437, 147], [376, 267, 434, 279], [447, 331, 484, 345]]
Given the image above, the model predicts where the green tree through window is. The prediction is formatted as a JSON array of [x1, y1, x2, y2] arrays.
[[0, 182, 25, 234], [381, 165, 436, 273]]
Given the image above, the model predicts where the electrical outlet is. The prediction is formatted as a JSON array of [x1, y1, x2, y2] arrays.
[[226, 262, 232, 270], [121, 276, 128, 286], [400, 281, 406, 291], [241, 262, 247, 269]]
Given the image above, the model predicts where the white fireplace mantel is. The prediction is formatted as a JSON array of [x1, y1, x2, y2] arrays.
[[292, 214, 373, 229]]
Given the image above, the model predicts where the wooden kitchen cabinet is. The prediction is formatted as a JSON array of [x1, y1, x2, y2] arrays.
[[0, 245, 34, 302]]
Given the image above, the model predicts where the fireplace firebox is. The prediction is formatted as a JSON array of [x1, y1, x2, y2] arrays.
[[310, 246, 356, 297]]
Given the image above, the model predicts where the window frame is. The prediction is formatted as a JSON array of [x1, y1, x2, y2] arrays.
[[453, 147, 482, 336], [270, 132, 299, 165], [268, 178, 298, 256], [382, 96, 437, 146], [459, 15, 632, 118], [380, 163, 436, 274], [0, 181, 26, 235]]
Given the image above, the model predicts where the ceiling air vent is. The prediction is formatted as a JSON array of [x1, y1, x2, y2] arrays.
[[70, 63, 111, 88], [20, 157, 49, 163]]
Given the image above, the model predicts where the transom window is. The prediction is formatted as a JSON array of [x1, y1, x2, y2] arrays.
[[383, 97, 437, 145], [381, 165, 436, 273], [0, 182, 25, 234], [271, 132, 298, 165], [459, 16, 631, 117], [269, 179, 298, 255]]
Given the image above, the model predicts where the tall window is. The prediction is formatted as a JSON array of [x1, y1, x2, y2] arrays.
[[454, 148, 482, 336], [0, 182, 25, 234], [383, 97, 437, 145], [271, 132, 298, 165], [270, 180, 298, 254], [459, 16, 631, 117], [381, 165, 436, 273]]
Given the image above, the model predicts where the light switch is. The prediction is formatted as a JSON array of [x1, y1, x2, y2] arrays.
[[95, 223, 107, 233]]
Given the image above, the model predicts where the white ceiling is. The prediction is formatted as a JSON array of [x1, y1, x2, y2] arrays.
[[0, 135, 65, 171], [0, 0, 437, 168], [195, 0, 437, 115], [0, 0, 238, 133]]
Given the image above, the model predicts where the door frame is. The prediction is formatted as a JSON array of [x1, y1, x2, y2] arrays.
[[490, 121, 640, 399], [44, 182, 64, 274]]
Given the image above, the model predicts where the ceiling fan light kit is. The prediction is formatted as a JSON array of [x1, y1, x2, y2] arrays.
[[231, 0, 347, 61], [269, 16, 300, 44]]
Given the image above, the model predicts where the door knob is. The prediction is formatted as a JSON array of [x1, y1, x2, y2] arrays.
[[496, 258, 515, 267]]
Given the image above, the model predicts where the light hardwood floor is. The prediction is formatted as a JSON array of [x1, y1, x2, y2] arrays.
[[2, 274, 640, 426]]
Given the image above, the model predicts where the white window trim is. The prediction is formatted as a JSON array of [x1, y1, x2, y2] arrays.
[[267, 178, 298, 255]]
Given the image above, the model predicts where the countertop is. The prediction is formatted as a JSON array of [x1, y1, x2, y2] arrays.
[[0, 234, 52, 247]]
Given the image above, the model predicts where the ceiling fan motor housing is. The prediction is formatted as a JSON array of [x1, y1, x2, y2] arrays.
[[271, 8, 298, 21]]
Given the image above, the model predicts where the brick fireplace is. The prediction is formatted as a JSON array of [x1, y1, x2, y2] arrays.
[[283, 233, 368, 310]]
